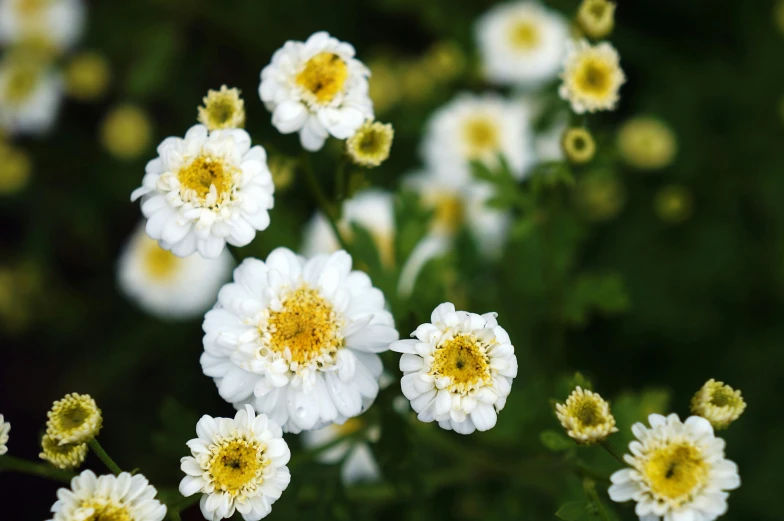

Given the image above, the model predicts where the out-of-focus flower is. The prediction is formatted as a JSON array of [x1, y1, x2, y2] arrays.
[[260, 31, 373, 151], [198, 85, 245, 131], [691, 379, 746, 430], [0, 140, 31, 194], [301, 417, 381, 485], [346, 120, 393, 167], [47, 470, 167, 521], [609, 414, 740, 521], [0, 414, 9, 455], [555, 386, 618, 444], [573, 172, 625, 222], [617, 117, 677, 170], [775, 0, 784, 34], [39, 435, 87, 470], [577, 0, 616, 39], [654, 184, 693, 224], [401, 62, 436, 103], [391, 302, 517, 435], [179, 406, 290, 521], [421, 40, 465, 82], [559, 40, 625, 114], [475, 1, 569, 86], [46, 393, 102, 445], [367, 59, 400, 114], [131, 124, 274, 258], [0, 51, 62, 135], [100, 104, 152, 159], [562, 127, 596, 164], [118, 224, 233, 319], [267, 154, 296, 191], [200, 248, 398, 433], [64, 51, 110, 101], [0, 0, 85, 54], [0, 260, 42, 332]]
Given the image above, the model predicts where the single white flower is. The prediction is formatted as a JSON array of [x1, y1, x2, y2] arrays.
[[259, 31, 373, 151], [0, 0, 85, 53], [131, 124, 275, 259], [0, 53, 62, 136], [118, 224, 234, 320], [301, 417, 381, 485], [390, 302, 517, 434], [475, 1, 569, 87], [559, 39, 625, 114], [47, 470, 167, 521], [201, 247, 399, 433], [179, 405, 291, 521], [609, 413, 741, 521], [0, 414, 9, 455]]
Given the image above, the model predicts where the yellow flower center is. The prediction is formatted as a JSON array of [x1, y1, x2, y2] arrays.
[[17, 0, 47, 15], [79, 501, 132, 521], [643, 443, 708, 501], [574, 57, 614, 97], [3, 64, 38, 104], [208, 438, 265, 496], [570, 396, 604, 428], [178, 156, 234, 205], [508, 19, 540, 50], [56, 403, 89, 431], [296, 52, 349, 104], [142, 239, 179, 281], [432, 194, 465, 234], [709, 388, 738, 408], [430, 334, 491, 393], [462, 117, 500, 159], [335, 417, 364, 437]]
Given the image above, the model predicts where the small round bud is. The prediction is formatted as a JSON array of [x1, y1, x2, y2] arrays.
[[65, 51, 111, 101], [346, 121, 394, 168], [654, 184, 693, 224], [562, 127, 596, 164], [100, 104, 153, 160], [555, 386, 618, 444], [39, 435, 88, 469], [46, 393, 102, 445], [691, 379, 746, 430], [197, 85, 245, 130], [617, 117, 677, 170], [577, 0, 616, 40]]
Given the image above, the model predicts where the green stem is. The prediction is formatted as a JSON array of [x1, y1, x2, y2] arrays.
[[0, 455, 74, 483], [300, 152, 352, 253], [335, 158, 348, 203], [599, 439, 626, 466], [88, 438, 122, 475]]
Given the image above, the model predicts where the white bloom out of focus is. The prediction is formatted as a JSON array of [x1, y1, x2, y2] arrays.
[[301, 417, 381, 485], [201, 247, 399, 433], [131, 124, 275, 259], [0, 53, 62, 136], [259, 31, 373, 151], [559, 39, 625, 114], [0, 0, 85, 53], [118, 224, 234, 319], [0, 414, 9, 455], [390, 302, 517, 435]]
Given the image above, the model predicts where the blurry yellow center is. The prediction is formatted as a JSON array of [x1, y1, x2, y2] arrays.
[[643, 443, 708, 501], [79, 501, 132, 521], [296, 52, 349, 104], [143, 240, 179, 281], [462, 117, 500, 159], [3, 64, 38, 103], [431, 334, 490, 392], [17, 0, 47, 15], [575, 58, 613, 96], [209, 438, 264, 496], [178, 156, 233, 203], [508, 19, 540, 50], [432, 194, 465, 234], [335, 417, 363, 437]]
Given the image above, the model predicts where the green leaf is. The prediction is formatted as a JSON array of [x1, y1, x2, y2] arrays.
[[556, 501, 588, 521], [540, 430, 575, 452]]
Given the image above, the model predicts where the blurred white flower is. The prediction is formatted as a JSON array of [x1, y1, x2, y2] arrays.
[[559, 39, 625, 114], [301, 417, 381, 485], [0, 53, 62, 135], [0, 414, 9, 455], [0, 0, 85, 53]]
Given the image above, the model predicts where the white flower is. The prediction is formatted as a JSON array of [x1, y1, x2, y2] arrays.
[[179, 405, 291, 521], [559, 39, 625, 114], [390, 302, 517, 434], [201, 247, 399, 433], [0, 0, 85, 53], [609, 413, 741, 521], [259, 31, 373, 151], [118, 224, 234, 319], [131, 124, 275, 259], [475, 1, 569, 87], [0, 54, 62, 136], [301, 417, 381, 485], [47, 470, 167, 521], [0, 414, 9, 455], [422, 93, 534, 184]]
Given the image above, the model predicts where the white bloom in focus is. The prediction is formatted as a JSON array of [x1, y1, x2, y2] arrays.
[[0, 0, 85, 52], [259, 31, 373, 151], [201, 247, 399, 433], [0, 54, 62, 135], [131, 124, 275, 259], [390, 302, 517, 434], [475, 1, 569, 86], [179, 405, 291, 521], [0, 414, 9, 455], [301, 417, 381, 485], [609, 413, 741, 521], [47, 470, 167, 521], [118, 224, 234, 319], [559, 39, 625, 114]]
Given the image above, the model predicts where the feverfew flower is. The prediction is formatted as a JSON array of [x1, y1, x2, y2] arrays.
[[617, 116, 677, 170], [201, 247, 399, 433], [47, 470, 167, 521], [559, 40, 625, 114], [101, 104, 152, 159], [64, 51, 111, 101], [301, 417, 381, 485], [346, 120, 393, 167], [199, 85, 246, 131], [555, 386, 617, 444], [0, 0, 85, 53], [131, 124, 275, 258], [118, 224, 234, 320], [180, 406, 290, 521], [577, 0, 616, 40], [0, 414, 9, 455], [46, 393, 102, 445], [561, 127, 596, 164], [39, 435, 87, 470], [260, 31, 373, 151], [475, 1, 569, 86], [0, 52, 62, 135], [691, 379, 746, 430], [609, 414, 740, 521], [390, 302, 517, 434]]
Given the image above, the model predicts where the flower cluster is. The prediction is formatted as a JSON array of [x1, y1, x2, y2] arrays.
[[39, 393, 101, 469]]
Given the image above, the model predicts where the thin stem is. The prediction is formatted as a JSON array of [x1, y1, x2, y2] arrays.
[[300, 152, 352, 253], [0, 455, 74, 483], [335, 158, 348, 203], [599, 439, 626, 466], [88, 438, 122, 475]]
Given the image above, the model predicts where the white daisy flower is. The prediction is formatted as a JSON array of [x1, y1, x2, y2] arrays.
[[200, 247, 399, 433], [130, 124, 275, 259], [475, 1, 569, 87], [609, 413, 741, 521], [0, 0, 85, 53], [0, 414, 9, 455], [118, 224, 234, 320], [259, 31, 373, 152], [301, 417, 381, 485], [179, 405, 291, 521], [559, 39, 626, 114], [390, 302, 517, 434], [0, 53, 62, 136], [47, 470, 167, 521]]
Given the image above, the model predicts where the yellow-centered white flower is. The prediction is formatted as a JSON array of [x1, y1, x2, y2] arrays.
[[0, 414, 9, 455], [301, 417, 381, 485], [0, 53, 62, 136], [0, 0, 85, 52], [559, 39, 625, 114]]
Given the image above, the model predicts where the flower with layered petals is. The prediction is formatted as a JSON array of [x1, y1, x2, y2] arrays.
[[301, 417, 381, 485], [46, 393, 101, 445], [0, 51, 62, 135], [0, 0, 85, 53], [690, 379, 746, 430], [559, 39, 625, 114], [555, 386, 617, 444]]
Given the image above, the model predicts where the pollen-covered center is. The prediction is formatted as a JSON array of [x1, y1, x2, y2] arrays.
[[177, 156, 234, 205], [575, 58, 613, 96], [3, 64, 38, 104], [142, 240, 179, 281], [462, 116, 500, 159], [56, 403, 89, 431], [430, 334, 491, 393], [709, 388, 738, 408], [570, 397, 603, 427], [296, 52, 349, 104], [206, 99, 235, 126], [335, 417, 363, 437], [643, 443, 709, 502], [208, 438, 265, 496], [508, 19, 540, 51], [79, 501, 132, 521]]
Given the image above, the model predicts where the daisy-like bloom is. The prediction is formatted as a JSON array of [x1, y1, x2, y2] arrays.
[[200, 247, 399, 433], [301, 416, 381, 485], [259, 31, 373, 152], [0, 140, 31, 194], [559, 40, 625, 114], [0, 0, 85, 53], [475, 1, 569, 87], [199, 85, 246, 131], [555, 386, 618, 444], [179, 405, 291, 521], [0, 414, 9, 455], [64, 51, 111, 101], [47, 470, 167, 521], [346, 120, 393, 167], [422, 93, 534, 183], [39, 434, 87, 469], [390, 302, 517, 434], [561, 127, 596, 164], [118, 224, 234, 320], [690, 379, 746, 430], [574, 172, 625, 222], [131, 124, 275, 258], [100, 104, 152, 160], [609, 413, 741, 521], [46, 393, 102, 445], [617, 117, 677, 170], [654, 185, 693, 225], [577, 0, 616, 39], [0, 51, 62, 135]]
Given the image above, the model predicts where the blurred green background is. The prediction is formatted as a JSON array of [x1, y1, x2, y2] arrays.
[[1, 0, 782, 519]]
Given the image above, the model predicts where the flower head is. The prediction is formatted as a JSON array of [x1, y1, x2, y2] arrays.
[[47, 470, 167, 521], [577, 0, 616, 39], [0, 414, 9, 455], [101, 104, 152, 159], [179, 405, 291, 521], [0, 50, 62, 135], [39, 434, 87, 469], [573, 173, 625, 222], [131, 124, 275, 258], [65, 51, 111, 101], [559, 39, 625, 114], [555, 386, 618, 443], [0, 0, 85, 53], [199, 85, 246, 131], [691, 379, 746, 430], [346, 120, 393, 167], [609, 414, 740, 521], [617, 117, 677, 170], [562, 127, 596, 164], [301, 417, 381, 485], [654, 185, 693, 224], [46, 393, 102, 445], [0, 140, 31, 194]]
